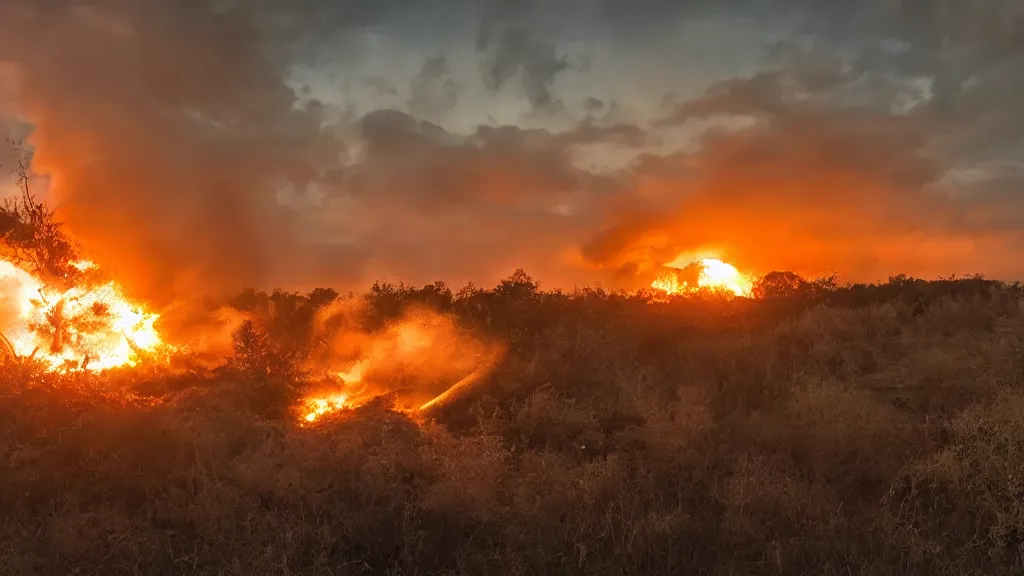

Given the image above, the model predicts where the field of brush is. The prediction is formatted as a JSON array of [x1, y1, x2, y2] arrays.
[[2, 272, 1023, 575]]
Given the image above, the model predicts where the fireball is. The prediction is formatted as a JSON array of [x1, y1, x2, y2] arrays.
[[651, 258, 753, 297]]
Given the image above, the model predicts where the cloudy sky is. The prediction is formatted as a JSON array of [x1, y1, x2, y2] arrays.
[[0, 0, 1021, 302]]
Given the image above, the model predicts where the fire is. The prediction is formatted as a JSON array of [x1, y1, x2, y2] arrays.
[[0, 258, 168, 371], [69, 259, 99, 272], [303, 394, 350, 422], [651, 258, 753, 297], [297, 305, 506, 425], [698, 258, 753, 296], [301, 361, 367, 423], [300, 352, 503, 424], [651, 273, 685, 295], [338, 361, 365, 384]]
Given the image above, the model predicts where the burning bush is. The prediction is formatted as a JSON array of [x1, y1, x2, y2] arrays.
[[0, 152, 173, 373]]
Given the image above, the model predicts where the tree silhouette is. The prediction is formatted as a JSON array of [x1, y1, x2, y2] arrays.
[[495, 269, 539, 301], [0, 142, 81, 282], [751, 271, 809, 300]]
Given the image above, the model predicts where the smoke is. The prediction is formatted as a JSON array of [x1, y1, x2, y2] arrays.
[[161, 302, 250, 365], [0, 0, 1022, 300], [306, 301, 505, 409], [581, 39, 1024, 282], [0, 1, 354, 305], [179, 293, 504, 409]]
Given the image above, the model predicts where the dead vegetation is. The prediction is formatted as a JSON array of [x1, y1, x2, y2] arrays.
[[0, 271, 1022, 575]]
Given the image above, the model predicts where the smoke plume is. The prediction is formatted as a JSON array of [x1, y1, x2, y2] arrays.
[[0, 0, 1021, 301]]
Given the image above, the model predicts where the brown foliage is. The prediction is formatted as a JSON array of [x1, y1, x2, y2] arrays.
[[2, 270, 1024, 574]]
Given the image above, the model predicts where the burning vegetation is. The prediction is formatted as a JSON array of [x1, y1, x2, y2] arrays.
[[650, 257, 754, 298], [295, 303, 505, 423], [0, 257, 168, 371], [0, 169, 170, 372], [2, 183, 1024, 575]]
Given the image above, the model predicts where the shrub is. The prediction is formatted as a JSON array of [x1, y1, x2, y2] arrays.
[[2, 266, 1024, 574]]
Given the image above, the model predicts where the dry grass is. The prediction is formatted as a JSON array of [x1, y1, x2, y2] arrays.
[[1, 278, 1023, 575]]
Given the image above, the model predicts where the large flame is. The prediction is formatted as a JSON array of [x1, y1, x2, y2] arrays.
[[651, 258, 753, 297], [0, 258, 168, 371]]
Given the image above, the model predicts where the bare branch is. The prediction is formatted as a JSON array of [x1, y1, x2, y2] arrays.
[[0, 140, 83, 283]]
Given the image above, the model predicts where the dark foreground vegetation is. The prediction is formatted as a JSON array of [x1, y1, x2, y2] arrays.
[[2, 268, 1024, 575]]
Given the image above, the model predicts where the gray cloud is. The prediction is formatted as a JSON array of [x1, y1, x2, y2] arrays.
[[407, 57, 460, 120], [322, 109, 630, 285], [477, 26, 571, 113]]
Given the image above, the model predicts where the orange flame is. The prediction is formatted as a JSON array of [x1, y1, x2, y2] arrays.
[[651, 258, 753, 297], [303, 394, 350, 422], [301, 361, 367, 423], [0, 258, 169, 371], [296, 327, 503, 422]]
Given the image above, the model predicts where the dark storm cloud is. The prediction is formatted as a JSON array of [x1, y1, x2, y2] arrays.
[[476, 24, 571, 113]]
